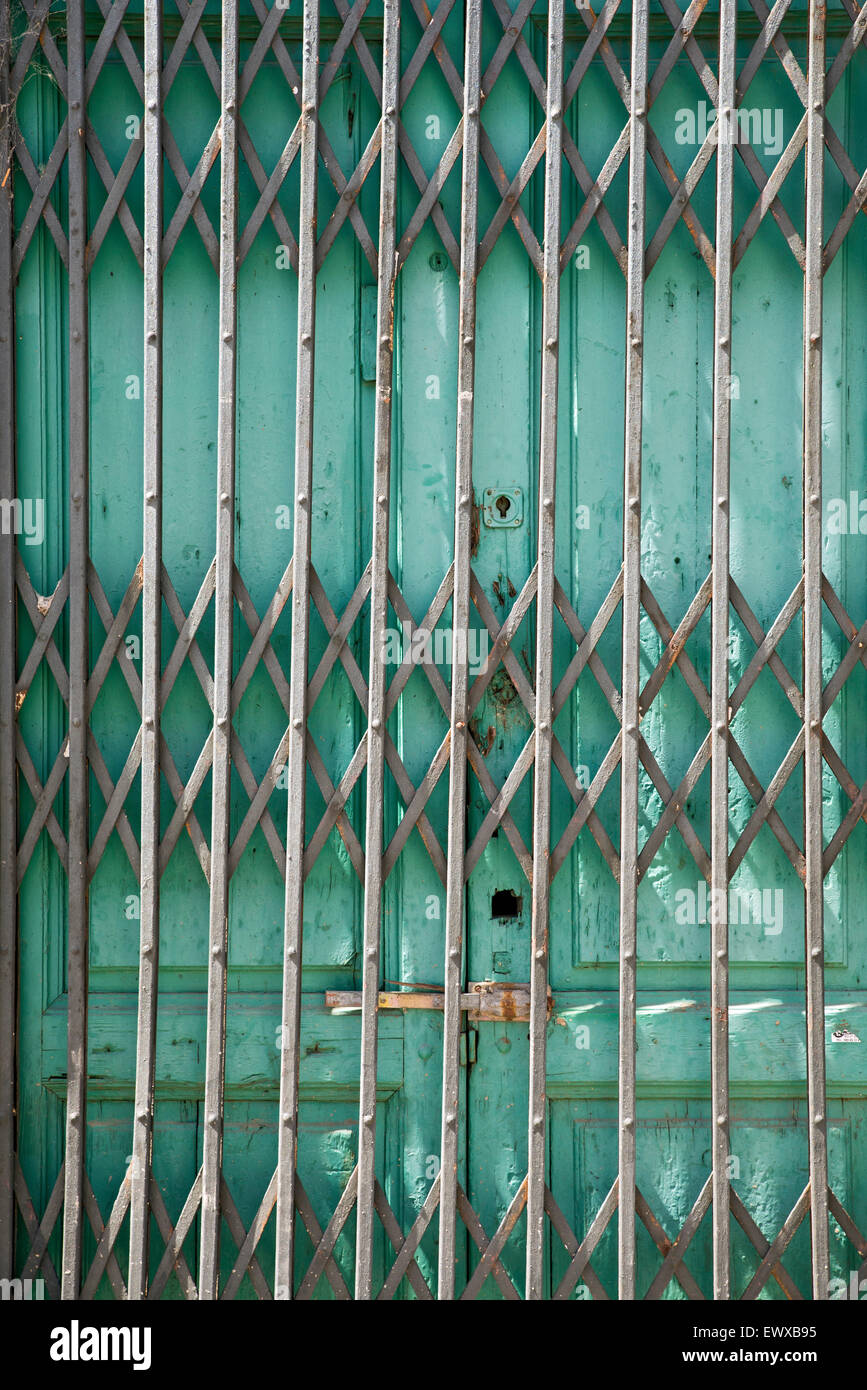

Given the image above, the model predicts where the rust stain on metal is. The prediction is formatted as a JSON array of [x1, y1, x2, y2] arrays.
[[470, 495, 480, 556]]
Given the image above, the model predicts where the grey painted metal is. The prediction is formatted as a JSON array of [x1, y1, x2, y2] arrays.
[[0, 0, 15, 1283], [128, 0, 164, 1301], [61, 0, 90, 1301], [355, 0, 400, 1300], [617, 0, 648, 1303], [437, 0, 482, 1304], [711, 0, 736, 1303], [526, 0, 564, 1303], [275, 0, 319, 1302], [803, 0, 829, 1301], [199, 0, 239, 1300]]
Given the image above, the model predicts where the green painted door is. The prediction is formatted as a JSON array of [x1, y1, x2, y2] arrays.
[[7, 0, 867, 1299]]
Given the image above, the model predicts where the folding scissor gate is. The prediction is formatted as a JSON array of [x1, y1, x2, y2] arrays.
[[1, 0, 866, 1299]]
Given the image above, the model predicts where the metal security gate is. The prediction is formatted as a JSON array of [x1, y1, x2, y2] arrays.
[[1, 0, 866, 1301]]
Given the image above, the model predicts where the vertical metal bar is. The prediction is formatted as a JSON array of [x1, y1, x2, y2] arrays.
[[274, 0, 319, 1302], [128, 0, 163, 1302], [804, 0, 829, 1302], [437, 0, 482, 1304], [617, 0, 648, 1303], [0, 0, 16, 1283], [710, 0, 736, 1304], [355, 0, 400, 1301], [61, 0, 90, 1300], [526, 0, 564, 1303], [199, 0, 239, 1301]]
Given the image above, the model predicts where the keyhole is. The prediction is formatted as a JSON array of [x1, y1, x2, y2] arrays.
[[495, 494, 511, 519]]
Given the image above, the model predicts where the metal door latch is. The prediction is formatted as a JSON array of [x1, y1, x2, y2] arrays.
[[326, 980, 552, 1023]]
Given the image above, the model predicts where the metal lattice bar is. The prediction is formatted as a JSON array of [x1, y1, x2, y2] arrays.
[[0, 0, 15, 1283], [60, 0, 90, 1300], [804, 0, 829, 1302], [275, 0, 320, 1305], [617, 0, 648, 1302], [527, 0, 564, 1302], [128, 0, 164, 1300], [438, 0, 482, 1304], [200, 0, 239, 1299], [355, 0, 400, 1301], [710, 0, 736, 1301]]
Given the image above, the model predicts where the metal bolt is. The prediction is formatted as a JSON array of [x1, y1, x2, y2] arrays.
[[719, 335, 729, 347], [717, 1114, 726, 1126], [623, 1117, 633, 1128], [634, 107, 645, 118], [218, 716, 228, 729], [468, 106, 479, 119], [631, 336, 641, 349], [814, 1114, 824, 1125], [147, 330, 157, 344], [364, 1112, 375, 1127], [148, 100, 157, 113], [810, 492, 820, 504], [810, 718, 820, 730], [716, 949, 727, 960], [385, 105, 396, 118], [546, 337, 557, 351], [282, 1113, 292, 1124], [717, 495, 726, 507], [220, 491, 230, 505], [146, 490, 156, 503], [287, 946, 297, 960], [813, 100, 822, 112], [222, 331, 233, 344], [301, 332, 312, 346], [460, 493, 470, 506], [450, 948, 460, 963], [212, 944, 221, 957], [72, 717, 81, 728], [72, 493, 82, 505], [810, 331, 820, 345], [629, 495, 639, 511], [626, 722, 636, 734], [378, 493, 387, 505], [716, 721, 726, 733], [145, 716, 155, 729], [811, 947, 821, 959], [538, 720, 549, 732], [463, 334, 473, 347], [456, 720, 465, 729], [298, 493, 308, 505], [72, 330, 81, 343], [367, 947, 376, 960], [446, 1111, 457, 1126], [380, 335, 390, 348], [543, 496, 553, 510], [304, 102, 315, 116], [533, 1115, 544, 1131], [371, 718, 381, 730], [550, 106, 562, 120], [535, 948, 544, 961], [293, 717, 303, 729], [208, 1113, 218, 1127]]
